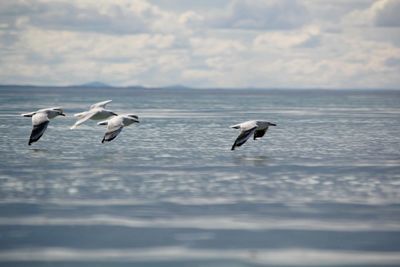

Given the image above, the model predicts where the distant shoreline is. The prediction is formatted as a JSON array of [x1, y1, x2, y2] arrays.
[[0, 84, 399, 91]]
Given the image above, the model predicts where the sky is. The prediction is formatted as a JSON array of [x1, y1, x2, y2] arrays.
[[0, 0, 399, 88]]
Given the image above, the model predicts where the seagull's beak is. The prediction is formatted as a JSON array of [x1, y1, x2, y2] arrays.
[[270, 123, 276, 126], [60, 113, 66, 116]]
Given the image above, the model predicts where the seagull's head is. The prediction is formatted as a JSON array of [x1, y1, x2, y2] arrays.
[[54, 108, 66, 116], [126, 114, 139, 123]]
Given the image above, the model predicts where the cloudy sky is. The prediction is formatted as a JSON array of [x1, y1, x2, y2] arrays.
[[0, 0, 399, 88]]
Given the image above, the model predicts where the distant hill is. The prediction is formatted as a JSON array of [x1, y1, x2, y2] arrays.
[[79, 82, 113, 88]]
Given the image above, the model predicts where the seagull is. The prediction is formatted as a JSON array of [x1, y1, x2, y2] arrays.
[[70, 100, 117, 129], [21, 107, 66, 145], [97, 114, 139, 143], [230, 120, 276, 150]]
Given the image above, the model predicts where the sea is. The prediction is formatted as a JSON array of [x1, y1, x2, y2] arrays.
[[0, 86, 399, 267]]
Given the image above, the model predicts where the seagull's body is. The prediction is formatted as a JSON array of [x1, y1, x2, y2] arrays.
[[70, 100, 117, 129], [98, 114, 139, 143], [21, 107, 65, 145], [230, 120, 276, 150]]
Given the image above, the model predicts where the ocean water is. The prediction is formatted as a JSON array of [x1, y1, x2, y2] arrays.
[[0, 86, 399, 267]]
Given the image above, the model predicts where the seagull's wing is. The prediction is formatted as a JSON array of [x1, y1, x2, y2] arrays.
[[253, 127, 268, 140], [70, 110, 97, 129], [90, 100, 112, 110], [29, 112, 50, 145], [74, 111, 88, 119], [21, 112, 36, 117], [230, 123, 242, 129], [230, 120, 256, 129], [231, 125, 258, 150], [46, 107, 63, 112], [102, 117, 124, 143]]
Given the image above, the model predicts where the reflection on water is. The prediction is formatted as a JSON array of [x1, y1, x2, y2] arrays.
[[231, 155, 271, 166], [29, 148, 48, 153], [0, 87, 400, 266]]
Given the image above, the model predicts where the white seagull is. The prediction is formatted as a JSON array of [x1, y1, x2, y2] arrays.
[[70, 100, 117, 129], [230, 120, 276, 150], [97, 114, 139, 143], [21, 107, 66, 145]]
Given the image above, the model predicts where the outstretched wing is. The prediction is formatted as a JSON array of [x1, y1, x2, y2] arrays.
[[29, 113, 49, 145], [70, 110, 97, 129], [21, 111, 36, 117], [90, 100, 112, 110], [231, 126, 257, 150], [102, 118, 124, 143], [253, 128, 268, 140]]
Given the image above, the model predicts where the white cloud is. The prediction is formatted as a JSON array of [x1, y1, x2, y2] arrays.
[[342, 0, 400, 28], [190, 37, 246, 56], [179, 11, 204, 28], [373, 0, 400, 27], [253, 26, 321, 49], [0, 0, 399, 88], [1, 0, 179, 35], [209, 0, 309, 30]]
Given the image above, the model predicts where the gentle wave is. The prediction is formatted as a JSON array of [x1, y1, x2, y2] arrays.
[[0, 195, 399, 206], [0, 198, 236, 206], [1, 215, 399, 232], [0, 247, 399, 265], [5, 107, 399, 119]]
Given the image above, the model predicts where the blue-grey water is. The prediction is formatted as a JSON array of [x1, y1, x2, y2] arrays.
[[0, 86, 399, 267]]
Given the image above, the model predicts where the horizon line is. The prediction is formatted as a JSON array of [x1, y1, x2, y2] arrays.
[[0, 83, 399, 91]]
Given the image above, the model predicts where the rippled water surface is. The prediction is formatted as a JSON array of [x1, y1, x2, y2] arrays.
[[0, 86, 400, 266]]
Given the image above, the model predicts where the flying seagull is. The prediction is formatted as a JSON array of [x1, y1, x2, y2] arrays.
[[70, 100, 117, 129], [230, 120, 276, 150], [21, 107, 66, 145], [97, 114, 139, 143]]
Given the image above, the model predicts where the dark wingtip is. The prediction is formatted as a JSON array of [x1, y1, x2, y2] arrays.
[[101, 138, 105, 143], [231, 145, 235, 151]]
